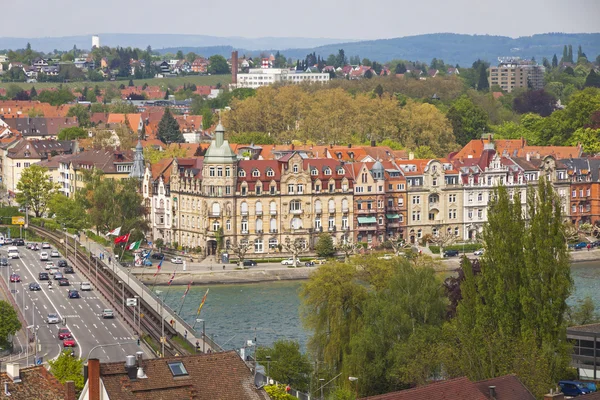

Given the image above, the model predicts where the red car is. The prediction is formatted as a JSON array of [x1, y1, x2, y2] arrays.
[[9, 274, 20, 283], [63, 338, 76, 347], [58, 328, 71, 340]]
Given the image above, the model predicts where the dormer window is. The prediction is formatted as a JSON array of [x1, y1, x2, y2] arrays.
[[311, 169, 318, 176], [266, 168, 275, 177], [293, 164, 299, 173], [252, 169, 260, 177], [337, 168, 344, 175], [324, 167, 332, 176], [238, 169, 246, 177]]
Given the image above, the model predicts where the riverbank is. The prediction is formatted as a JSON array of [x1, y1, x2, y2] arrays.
[[133, 248, 600, 285]]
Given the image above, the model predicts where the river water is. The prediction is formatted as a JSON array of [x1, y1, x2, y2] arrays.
[[162, 261, 599, 352]]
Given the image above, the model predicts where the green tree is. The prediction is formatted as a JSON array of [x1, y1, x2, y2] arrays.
[[315, 233, 335, 258], [67, 104, 91, 127], [585, 69, 600, 88], [29, 86, 38, 98], [264, 384, 297, 400], [48, 193, 89, 231], [567, 128, 600, 154], [566, 296, 600, 326], [552, 54, 558, 68], [568, 44, 573, 63], [176, 50, 184, 60], [48, 350, 85, 392], [208, 55, 230, 74], [16, 165, 59, 217], [58, 127, 88, 140], [476, 64, 489, 91], [562, 45, 568, 63], [0, 300, 21, 347], [446, 95, 489, 146], [256, 340, 312, 392], [201, 108, 213, 130], [128, 79, 134, 87], [157, 108, 184, 143], [37, 87, 75, 106], [228, 131, 275, 145]]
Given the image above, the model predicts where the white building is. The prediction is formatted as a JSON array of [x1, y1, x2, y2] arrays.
[[234, 68, 329, 89], [92, 35, 100, 49]]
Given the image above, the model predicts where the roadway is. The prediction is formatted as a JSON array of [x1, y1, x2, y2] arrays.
[[0, 242, 146, 365]]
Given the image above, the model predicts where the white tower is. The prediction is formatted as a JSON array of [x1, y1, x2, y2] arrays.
[[92, 35, 100, 49]]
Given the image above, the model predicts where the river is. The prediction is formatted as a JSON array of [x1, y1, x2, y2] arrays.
[[162, 261, 599, 352]]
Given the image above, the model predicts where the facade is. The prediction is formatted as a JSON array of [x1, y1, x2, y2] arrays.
[[488, 57, 546, 92], [234, 68, 330, 89]]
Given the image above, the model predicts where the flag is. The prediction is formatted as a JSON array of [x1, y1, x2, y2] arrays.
[[107, 227, 121, 236], [127, 240, 141, 251], [153, 259, 163, 277], [168, 270, 176, 286], [181, 281, 192, 299], [114, 233, 130, 244], [196, 288, 209, 316]]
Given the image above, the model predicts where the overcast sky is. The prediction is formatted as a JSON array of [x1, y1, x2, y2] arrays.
[[5, 0, 600, 39]]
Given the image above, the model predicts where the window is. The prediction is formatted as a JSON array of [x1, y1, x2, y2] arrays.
[[428, 212, 435, 221], [217, 167, 223, 177], [24, 162, 30, 167], [477, 209, 483, 219], [580, 189, 584, 197], [315, 200, 322, 214], [241, 186, 247, 196], [341, 199, 348, 212], [256, 201, 263, 215], [324, 167, 331, 175], [455, 227, 459, 236], [572, 204, 576, 213], [468, 210, 473, 219], [211, 203, 220, 216], [254, 239, 263, 253], [378, 216, 383, 225], [270, 218, 277, 232], [315, 218, 322, 229], [256, 218, 263, 232], [579, 205, 584, 213], [212, 220, 220, 232], [329, 183, 335, 193], [16, 162, 21, 168], [572, 190, 576, 198], [367, 186, 372, 192], [238, 169, 246, 177], [226, 220, 231, 231], [168, 362, 188, 377], [252, 169, 260, 177], [209, 167, 215, 177], [412, 211, 421, 221], [267, 169, 275, 177], [269, 238, 278, 249], [311, 169, 318, 176], [448, 209, 456, 219], [290, 200, 302, 212], [241, 218, 248, 233], [432, 178, 437, 186], [412, 196, 420, 205], [256, 184, 262, 195], [297, 184, 304, 194], [314, 184, 321, 193], [225, 168, 231, 177], [270, 201, 277, 214], [240, 202, 248, 215], [587, 188, 591, 197], [342, 215, 348, 229], [293, 164, 299, 173], [397, 184, 405, 190], [448, 194, 456, 203], [355, 187, 364, 193], [288, 184, 294, 194], [417, 229, 422, 239], [328, 199, 335, 213], [477, 193, 483, 201]]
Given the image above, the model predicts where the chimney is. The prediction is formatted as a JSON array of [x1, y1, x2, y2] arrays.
[[136, 352, 147, 379], [348, 143, 352, 148], [231, 51, 238, 85], [4, 382, 9, 397], [408, 151, 414, 160], [526, 153, 530, 161], [125, 355, 137, 380], [543, 390, 565, 400], [64, 380, 76, 400], [87, 358, 100, 400], [488, 386, 496, 399], [6, 363, 21, 383], [371, 140, 376, 147]]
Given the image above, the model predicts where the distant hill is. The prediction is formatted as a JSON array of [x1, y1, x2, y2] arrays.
[[159, 33, 600, 66], [0, 33, 356, 53]]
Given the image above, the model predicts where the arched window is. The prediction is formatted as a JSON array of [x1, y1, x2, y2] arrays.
[[291, 217, 303, 230], [241, 202, 248, 215], [267, 168, 275, 177], [238, 169, 246, 177], [270, 201, 277, 214], [212, 220, 220, 231], [342, 198, 348, 212], [293, 164, 299, 173], [256, 219, 263, 232], [429, 194, 439, 203], [289, 200, 302, 212], [314, 200, 322, 214], [270, 218, 277, 232], [255, 201, 263, 215], [252, 169, 260, 177], [328, 199, 335, 213], [211, 203, 220, 216], [324, 167, 332, 175]]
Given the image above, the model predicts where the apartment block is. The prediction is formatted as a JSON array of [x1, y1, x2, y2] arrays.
[[488, 57, 545, 92]]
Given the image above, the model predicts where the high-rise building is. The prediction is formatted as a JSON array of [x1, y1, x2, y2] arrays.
[[92, 35, 100, 49], [488, 57, 545, 92]]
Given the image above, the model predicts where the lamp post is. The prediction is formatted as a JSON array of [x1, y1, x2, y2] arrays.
[[134, 296, 140, 335], [25, 325, 33, 367], [197, 319, 205, 353], [119, 281, 124, 315], [319, 378, 325, 400], [156, 290, 164, 357], [349, 377, 359, 398], [265, 355, 271, 381]]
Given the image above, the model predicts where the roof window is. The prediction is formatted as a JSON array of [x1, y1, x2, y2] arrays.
[[168, 361, 188, 377]]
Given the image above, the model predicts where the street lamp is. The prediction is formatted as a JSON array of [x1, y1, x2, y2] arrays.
[[319, 378, 325, 400], [197, 319, 205, 353], [156, 290, 165, 357], [349, 377, 359, 397], [26, 325, 33, 367], [265, 355, 271, 381], [119, 281, 124, 315]]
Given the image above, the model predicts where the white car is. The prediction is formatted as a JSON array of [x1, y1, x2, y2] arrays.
[[281, 258, 301, 266], [47, 313, 60, 324], [41, 242, 51, 249], [40, 252, 49, 261], [102, 309, 114, 319], [171, 257, 183, 264], [474, 249, 485, 256], [50, 250, 60, 257], [80, 282, 92, 291], [48, 267, 59, 275], [45, 261, 55, 270]]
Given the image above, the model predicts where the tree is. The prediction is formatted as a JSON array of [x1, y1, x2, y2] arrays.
[[283, 237, 307, 266], [476, 64, 489, 91], [48, 350, 85, 392], [208, 55, 230, 74], [48, 193, 89, 231], [16, 165, 59, 217], [374, 84, 384, 98], [566, 296, 600, 326], [336, 239, 361, 262], [128, 79, 134, 87], [255, 340, 312, 392], [428, 230, 457, 255], [66, 104, 91, 127], [552, 54, 558, 68], [315, 233, 335, 258], [562, 45, 568, 63], [513, 89, 557, 117], [395, 63, 407, 74], [229, 240, 251, 266], [37, 87, 75, 106], [585, 69, 600, 88], [154, 238, 164, 251], [568, 44, 573, 63], [446, 95, 489, 146], [157, 108, 184, 143], [335, 49, 347, 68], [202, 108, 213, 130], [567, 128, 600, 154], [176, 50, 184, 60], [0, 300, 21, 347]]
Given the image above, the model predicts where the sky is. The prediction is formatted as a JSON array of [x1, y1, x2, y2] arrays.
[[4, 0, 600, 40]]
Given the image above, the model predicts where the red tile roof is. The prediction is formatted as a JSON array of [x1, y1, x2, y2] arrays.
[[473, 375, 535, 400], [361, 377, 487, 400], [0, 365, 68, 400]]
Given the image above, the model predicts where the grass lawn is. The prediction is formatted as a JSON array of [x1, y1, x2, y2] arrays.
[[0, 74, 231, 91]]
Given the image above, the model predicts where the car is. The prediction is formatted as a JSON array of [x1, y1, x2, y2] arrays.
[[32, 244, 39, 251], [171, 257, 183, 264], [151, 253, 165, 260], [57, 260, 67, 268], [143, 259, 153, 267], [474, 249, 485, 256], [558, 380, 591, 396], [41, 242, 51, 249], [242, 260, 257, 267], [26, 243, 33, 249], [102, 309, 114, 319], [47, 313, 60, 324], [281, 258, 301, 266], [58, 327, 72, 339], [310, 258, 327, 265], [377, 254, 394, 260], [53, 272, 64, 280], [443, 250, 460, 257], [80, 282, 92, 291], [45, 261, 55, 270], [58, 278, 69, 286], [9, 274, 20, 282], [0, 237, 4, 245], [14, 239, 25, 246], [592, 240, 600, 248], [29, 282, 41, 291], [68, 289, 80, 299], [40, 252, 49, 261], [50, 250, 60, 257], [574, 242, 589, 250], [38, 272, 49, 280], [63, 266, 74, 274], [63, 338, 76, 347], [48, 267, 59, 275], [0, 258, 8, 266]]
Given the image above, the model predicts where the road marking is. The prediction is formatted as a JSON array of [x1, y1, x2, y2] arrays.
[[112, 323, 117, 329], [93, 324, 97, 329]]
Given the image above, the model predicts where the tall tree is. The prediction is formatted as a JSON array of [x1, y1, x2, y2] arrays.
[[29, 86, 38, 98], [48, 351, 85, 392], [585, 69, 600, 88], [157, 108, 184, 143], [562, 45, 568, 63], [315, 233, 335, 258], [513, 89, 557, 117], [552, 54, 558, 68], [16, 165, 59, 217], [0, 300, 21, 348], [568, 44, 573, 63], [208, 55, 230, 74], [255, 340, 312, 392], [476, 64, 489, 91]]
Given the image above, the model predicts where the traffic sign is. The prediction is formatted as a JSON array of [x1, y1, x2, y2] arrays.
[[126, 298, 137, 307], [11, 216, 24, 225]]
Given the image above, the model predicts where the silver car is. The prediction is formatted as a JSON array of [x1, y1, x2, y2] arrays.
[[47, 313, 60, 324], [80, 282, 92, 291], [102, 309, 114, 319]]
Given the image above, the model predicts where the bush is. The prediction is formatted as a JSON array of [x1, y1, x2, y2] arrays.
[[85, 230, 110, 246], [430, 243, 482, 254], [0, 207, 23, 218]]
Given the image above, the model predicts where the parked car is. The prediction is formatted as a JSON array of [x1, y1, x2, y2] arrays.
[[574, 242, 589, 250], [151, 253, 165, 260], [443, 250, 460, 257], [9, 274, 20, 282], [41, 242, 51, 249], [0, 258, 8, 266], [281, 258, 301, 266], [171, 257, 183, 264], [80, 282, 92, 291], [474, 249, 485, 256], [57, 259, 67, 268], [592, 241, 600, 248], [558, 380, 591, 396], [242, 260, 257, 267], [63, 266, 74, 274], [53, 272, 64, 280], [29, 282, 41, 291], [50, 250, 60, 257], [47, 313, 60, 324], [14, 239, 25, 246], [63, 338, 76, 347], [310, 258, 327, 265], [40, 252, 49, 261], [58, 278, 69, 286], [38, 272, 49, 280], [102, 309, 114, 319], [68, 289, 80, 299], [58, 327, 72, 339]]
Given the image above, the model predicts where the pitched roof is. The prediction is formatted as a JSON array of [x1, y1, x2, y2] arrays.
[[361, 377, 487, 400], [7, 138, 75, 159], [473, 375, 535, 400], [98, 351, 270, 400], [2, 117, 79, 137], [0, 365, 68, 400]]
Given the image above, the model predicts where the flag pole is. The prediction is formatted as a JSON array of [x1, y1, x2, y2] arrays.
[[177, 281, 193, 315], [119, 230, 133, 263], [163, 265, 179, 305]]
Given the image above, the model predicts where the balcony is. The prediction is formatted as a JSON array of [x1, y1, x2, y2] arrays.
[[315, 226, 323, 233], [315, 208, 322, 215], [241, 230, 249, 235], [328, 208, 336, 214], [270, 229, 278, 234], [256, 210, 263, 216], [270, 209, 277, 215], [328, 226, 336, 232], [356, 208, 376, 214], [357, 224, 377, 231], [289, 209, 303, 215], [241, 211, 249, 216], [387, 221, 402, 228], [256, 230, 263, 234], [428, 202, 440, 210], [342, 207, 349, 213], [209, 212, 221, 217]]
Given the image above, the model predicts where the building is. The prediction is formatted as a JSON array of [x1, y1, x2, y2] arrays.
[[78, 352, 270, 400], [488, 57, 546, 92], [234, 68, 330, 89], [92, 35, 100, 49], [2, 116, 79, 139], [1, 363, 76, 400]]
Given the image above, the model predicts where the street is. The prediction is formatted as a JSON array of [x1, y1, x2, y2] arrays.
[[0, 241, 147, 365]]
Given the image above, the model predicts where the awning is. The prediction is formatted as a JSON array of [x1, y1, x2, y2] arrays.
[[357, 216, 376, 224], [386, 214, 400, 219]]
